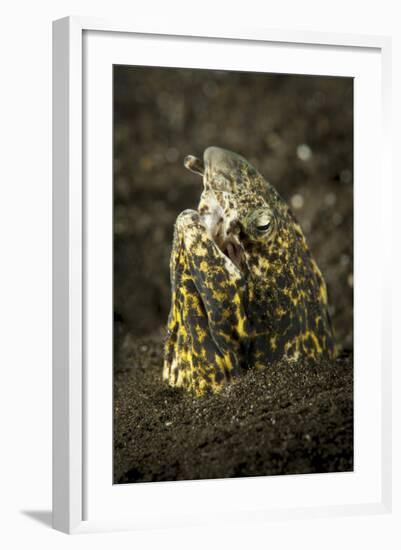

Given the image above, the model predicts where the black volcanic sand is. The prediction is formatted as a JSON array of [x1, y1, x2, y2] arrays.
[[113, 67, 354, 483], [114, 339, 353, 483]]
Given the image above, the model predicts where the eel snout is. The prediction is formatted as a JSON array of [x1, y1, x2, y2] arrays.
[[184, 149, 246, 270]]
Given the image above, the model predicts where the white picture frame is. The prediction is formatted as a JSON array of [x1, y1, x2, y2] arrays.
[[52, 16, 392, 534]]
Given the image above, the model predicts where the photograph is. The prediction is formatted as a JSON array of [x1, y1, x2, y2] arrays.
[[112, 65, 354, 484]]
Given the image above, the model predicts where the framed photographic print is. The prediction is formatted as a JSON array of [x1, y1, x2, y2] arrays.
[[52, 17, 392, 534]]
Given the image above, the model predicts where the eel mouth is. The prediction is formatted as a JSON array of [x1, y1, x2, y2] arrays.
[[199, 200, 245, 271], [213, 229, 244, 271], [221, 238, 244, 271]]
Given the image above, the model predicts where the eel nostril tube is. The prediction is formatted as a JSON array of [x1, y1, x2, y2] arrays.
[[184, 155, 204, 176]]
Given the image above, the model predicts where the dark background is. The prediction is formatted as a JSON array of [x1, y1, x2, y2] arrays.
[[113, 66, 353, 356], [113, 66, 354, 483]]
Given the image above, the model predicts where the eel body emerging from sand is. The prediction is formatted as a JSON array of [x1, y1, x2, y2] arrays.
[[163, 147, 336, 396]]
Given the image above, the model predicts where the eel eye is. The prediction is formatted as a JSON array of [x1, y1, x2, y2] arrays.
[[256, 221, 271, 233], [244, 207, 275, 240], [254, 212, 272, 234]]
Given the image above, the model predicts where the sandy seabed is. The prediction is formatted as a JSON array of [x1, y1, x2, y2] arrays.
[[114, 338, 353, 483]]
